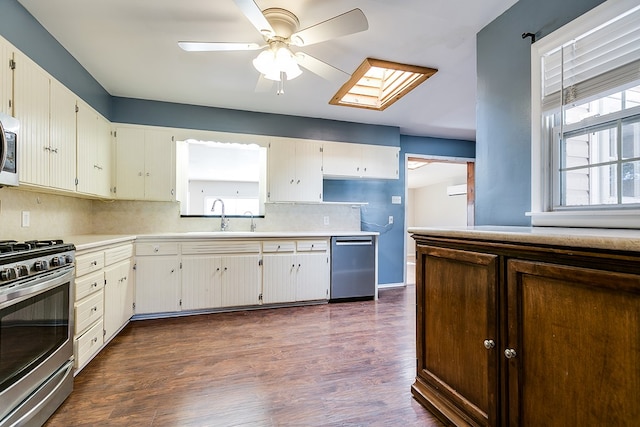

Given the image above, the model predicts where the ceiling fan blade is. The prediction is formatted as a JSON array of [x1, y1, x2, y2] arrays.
[[296, 52, 350, 81], [290, 9, 368, 47], [233, 0, 275, 38], [254, 74, 274, 92], [178, 42, 262, 52]]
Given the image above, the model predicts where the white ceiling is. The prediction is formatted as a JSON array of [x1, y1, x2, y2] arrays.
[[17, 0, 516, 140], [408, 161, 467, 188]]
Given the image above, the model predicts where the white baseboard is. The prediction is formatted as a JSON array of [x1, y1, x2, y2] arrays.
[[378, 282, 405, 289]]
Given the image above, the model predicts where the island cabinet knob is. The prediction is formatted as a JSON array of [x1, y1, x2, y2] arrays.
[[504, 348, 517, 359], [483, 339, 495, 349]]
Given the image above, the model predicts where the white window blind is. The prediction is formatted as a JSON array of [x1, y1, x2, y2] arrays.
[[541, 4, 640, 111]]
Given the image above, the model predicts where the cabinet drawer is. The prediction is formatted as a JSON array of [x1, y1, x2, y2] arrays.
[[104, 243, 133, 266], [74, 319, 103, 369], [136, 242, 179, 256], [182, 240, 261, 255], [75, 251, 105, 277], [296, 240, 328, 252], [262, 241, 295, 253], [75, 270, 103, 301], [75, 289, 104, 334]]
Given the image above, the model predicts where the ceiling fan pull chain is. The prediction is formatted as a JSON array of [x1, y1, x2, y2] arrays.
[[277, 72, 285, 95]]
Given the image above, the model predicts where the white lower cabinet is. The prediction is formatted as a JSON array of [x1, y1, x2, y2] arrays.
[[134, 237, 332, 316], [262, 239, 330, 304], [73, 240, 134, 373], [134, 253, 181, 315]]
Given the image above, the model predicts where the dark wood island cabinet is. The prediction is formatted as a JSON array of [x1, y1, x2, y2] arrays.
[[409, 226, 640, 427]]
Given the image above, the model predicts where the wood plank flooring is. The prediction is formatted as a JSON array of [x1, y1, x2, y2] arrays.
[[45, 286, 444, 426]]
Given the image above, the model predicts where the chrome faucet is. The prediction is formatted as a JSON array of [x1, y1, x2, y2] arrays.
[[211, 199, 228, 231], [244, 211, 256, 232]]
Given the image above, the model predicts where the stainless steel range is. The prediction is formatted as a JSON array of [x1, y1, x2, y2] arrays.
[[0, 240, 75, 427]]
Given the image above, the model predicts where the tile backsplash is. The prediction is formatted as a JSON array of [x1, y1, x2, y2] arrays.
[[0, 187, 361, 239]]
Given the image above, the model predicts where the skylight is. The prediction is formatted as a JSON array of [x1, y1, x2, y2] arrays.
[[329, 58, 437, 111]]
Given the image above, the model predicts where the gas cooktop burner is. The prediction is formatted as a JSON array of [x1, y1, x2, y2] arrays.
[[0, 239, 67, 253]]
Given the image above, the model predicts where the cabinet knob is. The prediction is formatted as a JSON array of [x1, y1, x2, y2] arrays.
[[290, 179, 294, 184], [504, 348, 517, 359], [483, 339, 495, 349]]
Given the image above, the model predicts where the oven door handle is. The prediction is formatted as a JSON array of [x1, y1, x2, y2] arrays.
[[4, 359, 74, 427], [0, 266, 74, 309]]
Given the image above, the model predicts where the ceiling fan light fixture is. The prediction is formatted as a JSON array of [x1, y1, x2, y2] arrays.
[[329, 58, 438, 111], [253, 43, 302, 81]]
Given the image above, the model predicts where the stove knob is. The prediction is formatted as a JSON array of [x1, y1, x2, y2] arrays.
[[34, 260, 49, 272], [51, 257, 61, 267], [17, 265, 29, 277], [65, 255, 74, 265], [0, 268, 17, 281]]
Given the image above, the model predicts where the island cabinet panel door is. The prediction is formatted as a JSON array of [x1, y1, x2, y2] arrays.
[[295, 252, 329, 302], [181, 255, 222, 310], [506, 260, 640, 427], [412, 244, 499, 427]]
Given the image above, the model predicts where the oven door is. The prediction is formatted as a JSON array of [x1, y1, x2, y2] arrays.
[[0, 266, 75, 425]]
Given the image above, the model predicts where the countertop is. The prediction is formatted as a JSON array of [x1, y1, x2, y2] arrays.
[[65, 231, 378, 251], [408, 226, 640, 252]]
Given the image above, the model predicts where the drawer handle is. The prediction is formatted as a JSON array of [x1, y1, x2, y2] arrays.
[[91, 306, 98, 312], [92, 337, 98, 343], [154, 247, 159, 252], [91, 261, 97, 266], [504, 348, 517, 359], [92, 282, 98, 288], [483, 339, 495, 349]]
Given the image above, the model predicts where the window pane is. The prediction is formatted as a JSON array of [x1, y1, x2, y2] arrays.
[[622, 160, 640, 203], [562, 164, 618, 207], [622, 116, 640, 159], [624, 85, 640, 109], [564, 126, 617, 168]]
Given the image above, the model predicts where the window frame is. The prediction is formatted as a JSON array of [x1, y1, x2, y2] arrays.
[[530, 0, 640, 228]]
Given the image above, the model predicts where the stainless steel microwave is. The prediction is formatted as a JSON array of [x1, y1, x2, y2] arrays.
[[0, 112, 19, 187]]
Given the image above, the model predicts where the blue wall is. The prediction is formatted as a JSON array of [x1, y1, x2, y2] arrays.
[[475, 0, 605, 226], [0, 0, 476, 285]]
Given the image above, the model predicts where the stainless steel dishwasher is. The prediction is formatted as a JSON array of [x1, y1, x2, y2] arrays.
[[330, 236, 375, 301]]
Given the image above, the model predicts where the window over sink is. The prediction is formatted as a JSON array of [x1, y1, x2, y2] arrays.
[[176, 137, 267, 217]]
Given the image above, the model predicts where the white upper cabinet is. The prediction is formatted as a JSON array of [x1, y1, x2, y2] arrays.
[[13, 50, 51, 187], [323, 142, 399, 179], [114, 126, 175, 201], [0, 37, 13, 115], [268, 138, 323, 202], [49, 80, 77, 191], [76, 100, 111, 197]]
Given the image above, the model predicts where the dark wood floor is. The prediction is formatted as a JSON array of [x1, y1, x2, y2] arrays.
[[46, 286, 444, 426]]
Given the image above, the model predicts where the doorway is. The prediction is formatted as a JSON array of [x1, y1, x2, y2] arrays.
[[404, 156, 475, 285]]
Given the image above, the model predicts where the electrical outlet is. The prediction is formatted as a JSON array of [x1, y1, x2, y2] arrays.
[[323, 216, 330, 225], [388, 215, 394, 224], [21, 211, 30, 228]]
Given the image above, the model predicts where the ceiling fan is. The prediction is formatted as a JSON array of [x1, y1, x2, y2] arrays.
[[178, 0, 368, 93]]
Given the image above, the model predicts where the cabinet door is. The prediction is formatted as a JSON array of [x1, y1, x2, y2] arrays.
[[322, 142, 360, 177], [49, 80, 77, 191], [76, 101, 97, 195], [220, 255, 261, 307], [181, 255, 222, 310], [412, 244, 499, 427], [361, 145, 399, 179], [262, 254, 297, 304], [0, 38, 13, 115], [268, 139, 296, 202], [115, 127, 146, 199], [94, 114, 112, 197], [14, 51, 50, 187], [506, 260, 640, 426], [295, 252, 329, 301], [104, 259, 133, 340], [144, 129, 175, 201], [134, 256, 181, 314], [294, 141, 323, 202]]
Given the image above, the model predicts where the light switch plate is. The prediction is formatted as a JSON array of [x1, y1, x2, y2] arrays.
[[391, 196, 401, 204]]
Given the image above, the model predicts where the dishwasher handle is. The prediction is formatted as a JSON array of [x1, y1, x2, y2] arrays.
[[334, 239, 373, 246]]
